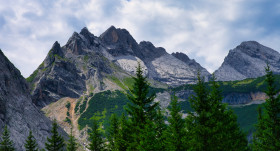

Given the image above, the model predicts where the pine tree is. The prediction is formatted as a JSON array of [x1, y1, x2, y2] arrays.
[[186, 73, 248, 151], [186, 72, 211, 151], [45, 120, 65, 151], [88, 119, 104, 151], [252, 107, 265, 150], [116, 113, 130, 151], [24, 130, 38, 151], [252, 65, 280, 150], [107, 114, 119, 151], [125, 62, 158, 126], [137, 119, 159, 151], [67, 128, 78, 151], [164, 95, 186, 151], [154, 108, 167, 151], [125, 62, 159, 150], [0, 126, 15, 151], [208, 75, 248, 151]]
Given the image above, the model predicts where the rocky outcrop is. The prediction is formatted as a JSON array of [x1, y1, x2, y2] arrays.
[[172, 52, 210, 80], [214, 41, 280, 81], [0, 50, 67, 150], [222, 92, 267, 105], [30, 42, 87, 108], [175, 89, 266, 105], [100, 26, 139, 57]]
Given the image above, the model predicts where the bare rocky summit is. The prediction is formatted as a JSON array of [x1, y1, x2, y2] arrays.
[[214, 41, 280, 81]]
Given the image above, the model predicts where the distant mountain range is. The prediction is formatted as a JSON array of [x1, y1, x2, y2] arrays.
[[1, 25, 280, 149]]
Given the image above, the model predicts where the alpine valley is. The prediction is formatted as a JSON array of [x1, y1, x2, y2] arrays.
[[1, 26, 280, 150]]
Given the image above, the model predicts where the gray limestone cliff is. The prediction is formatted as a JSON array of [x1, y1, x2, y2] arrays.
[[172, 52, 210, 81], [0, 50, 67, 150]]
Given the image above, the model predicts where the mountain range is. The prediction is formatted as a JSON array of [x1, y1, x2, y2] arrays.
[[1, 25, 280, 149]]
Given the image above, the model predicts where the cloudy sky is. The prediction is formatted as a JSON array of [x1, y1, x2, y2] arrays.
[[0, 0, 280, 77]]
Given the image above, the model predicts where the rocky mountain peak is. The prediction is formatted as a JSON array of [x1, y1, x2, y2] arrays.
[[44, 41, 63, 67], [139, 41, 155, 48], [138, 41, 167, 61], [51, 41, 63, 56], [240, 40, 259, 46], [79, 27, 91, 36], [99, 26, 138, 57], [79, 27, 100, 47], [99, 25, 120, 43], [65, 32, 82, 46], [65, 31, 87, 55], [171, 52, 191, 62], [100, 25, 136, 45], [214, 41, 280, 81]]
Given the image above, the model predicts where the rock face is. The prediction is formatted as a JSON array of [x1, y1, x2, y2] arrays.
[[99, 26, 211, 85], [222, 92, 266, 105], [0, 50, 67, 150], [172, 52, 210, 81], [29, 26, 210, 108], [29, 28, 119, 108], [214, 41, 280, 81], [175, 89, 266, 105]]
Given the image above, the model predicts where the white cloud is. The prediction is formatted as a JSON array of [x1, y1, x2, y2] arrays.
[[0, 0, 280, 77]]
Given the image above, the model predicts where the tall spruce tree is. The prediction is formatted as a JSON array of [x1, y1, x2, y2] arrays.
[[208, 75, 248, 151], [252, 107, 265, 150], [0, 126, 15, 151], [107, 113, 119, 151], [186, 72, 211, 151], [24, 131, 38, 151], [45, 120, 65, 151], [125, 62, 159, 150], [66, 128, 78, 151], [252, 65, 280, 150], [137, 119, 159, 151], [154, 108, 167, 151], [116, 113, 130, 151], [164, 95, 186, 151], [88, 119, 104, 151], [125, 62, 158, 126], [186, 73, 248, 151]]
